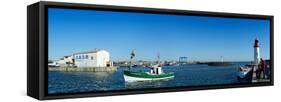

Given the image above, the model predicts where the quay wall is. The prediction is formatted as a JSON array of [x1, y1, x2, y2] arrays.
[[49, 66, 117, 72]]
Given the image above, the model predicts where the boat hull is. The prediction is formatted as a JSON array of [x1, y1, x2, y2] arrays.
[[237, 68, 253, 81], [123, 71, 174, 82]]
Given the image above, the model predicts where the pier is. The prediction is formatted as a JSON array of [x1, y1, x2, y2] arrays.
[[49, 66, 117, 72]]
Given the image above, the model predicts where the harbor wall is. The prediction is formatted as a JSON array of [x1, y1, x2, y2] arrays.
[[48, 66, 117, 72]]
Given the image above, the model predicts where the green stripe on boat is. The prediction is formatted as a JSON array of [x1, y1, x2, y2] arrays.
[[124, 71, 174, 79]]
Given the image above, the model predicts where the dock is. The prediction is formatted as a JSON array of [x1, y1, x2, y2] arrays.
[[49, 66, 117, 72], [251, 68, 271, 83]]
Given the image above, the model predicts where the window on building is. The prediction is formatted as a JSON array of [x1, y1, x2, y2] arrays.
[[85, 55, 88, 59], [91, 56, 94, 60]]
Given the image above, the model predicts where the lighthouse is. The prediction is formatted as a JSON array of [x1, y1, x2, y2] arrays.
[[254, 38, 260, 65], [251, 38, 261, 82]]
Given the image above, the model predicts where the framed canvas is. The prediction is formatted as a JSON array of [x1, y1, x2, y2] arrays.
[[27, 1, 274, 100]]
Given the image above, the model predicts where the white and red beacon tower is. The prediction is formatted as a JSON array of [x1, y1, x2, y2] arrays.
[[254, 38, 260, 68]]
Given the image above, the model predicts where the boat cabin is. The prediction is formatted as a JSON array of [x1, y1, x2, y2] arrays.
[[150, 64, 163, 74]]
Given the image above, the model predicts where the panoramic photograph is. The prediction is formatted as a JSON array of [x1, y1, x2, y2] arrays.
[[47, 8, 271, 94]]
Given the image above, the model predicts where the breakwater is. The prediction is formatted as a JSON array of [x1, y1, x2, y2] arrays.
[[49, 66, 117, 72]]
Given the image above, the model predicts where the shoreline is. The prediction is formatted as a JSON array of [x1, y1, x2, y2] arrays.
[[49, 66, 117, 72]]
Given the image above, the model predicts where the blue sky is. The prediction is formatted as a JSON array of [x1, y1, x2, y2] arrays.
[[48, 8, 270, 61]]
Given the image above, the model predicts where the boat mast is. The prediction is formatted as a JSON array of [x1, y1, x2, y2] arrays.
[[157, 53, 160, 66], [130, 50, 136, 70]]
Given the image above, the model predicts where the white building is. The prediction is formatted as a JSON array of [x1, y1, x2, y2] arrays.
[[50, 49, 113, 68], [73, 50, 112, 68], [55, 55, 74, 67]]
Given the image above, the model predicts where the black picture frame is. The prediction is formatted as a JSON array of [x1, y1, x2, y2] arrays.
[[27, 1, 274, 100]]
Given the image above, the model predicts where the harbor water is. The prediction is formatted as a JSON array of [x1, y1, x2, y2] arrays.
[[48, 62, 251, 94]]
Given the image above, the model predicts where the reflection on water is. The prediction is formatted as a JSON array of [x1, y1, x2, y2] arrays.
[[125, 79, 172, 89], [48, 62, 251, 94]]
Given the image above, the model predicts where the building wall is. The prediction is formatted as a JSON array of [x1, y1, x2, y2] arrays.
[[64, 56, 74, 64], [54, 56, 74, 67], [74, 53, 95, 67], [96, 50, 110, 67], [74, 50, 110, 67], [56, 59, 66, 67]]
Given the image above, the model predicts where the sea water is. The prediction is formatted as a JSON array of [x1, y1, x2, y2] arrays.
[[48, 62, 251, 94]]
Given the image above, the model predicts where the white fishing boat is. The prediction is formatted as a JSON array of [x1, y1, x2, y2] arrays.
[[123, 51, 174, 82], [124, 64, 174, 82], [237, 65, 253, 80], [48, 61, 59, 67]]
